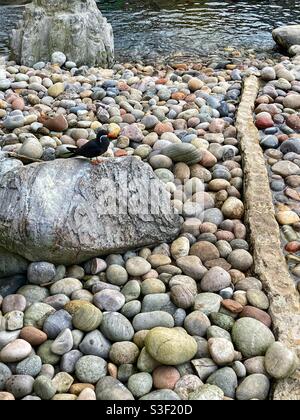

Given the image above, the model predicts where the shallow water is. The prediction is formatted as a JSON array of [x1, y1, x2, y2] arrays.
[[1, 1, 300, 62]]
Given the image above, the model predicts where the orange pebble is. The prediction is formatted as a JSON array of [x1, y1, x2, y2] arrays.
[[114, 150, 128, 157]]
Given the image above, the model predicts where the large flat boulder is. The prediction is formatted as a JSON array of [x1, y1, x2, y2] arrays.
[[0, 1, 30, 4], [273, 25, 300, 50], [10, 0, 114, 68], [0, 155, 180, 265]]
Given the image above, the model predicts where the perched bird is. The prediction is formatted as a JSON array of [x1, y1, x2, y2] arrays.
[[67, 130, 114, 164]]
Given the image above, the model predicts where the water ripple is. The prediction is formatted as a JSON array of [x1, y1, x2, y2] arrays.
[[1, 1, 300, 62]]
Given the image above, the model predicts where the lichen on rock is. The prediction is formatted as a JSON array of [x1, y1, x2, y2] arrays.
[[0, 155, 180, 265], [10, 0, 114, 68]]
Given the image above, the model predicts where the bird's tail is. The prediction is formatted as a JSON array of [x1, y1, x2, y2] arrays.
[[66, 147, 78, 157]]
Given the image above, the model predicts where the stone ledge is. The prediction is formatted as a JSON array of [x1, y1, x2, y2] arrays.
[[236, 75, 300, 400]]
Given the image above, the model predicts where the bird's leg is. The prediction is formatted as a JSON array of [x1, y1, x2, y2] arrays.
[[91, 157, 105, 165]]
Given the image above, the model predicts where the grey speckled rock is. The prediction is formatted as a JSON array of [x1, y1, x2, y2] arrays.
[[16, 356, 42, 377], [236, 374, 270, 401], [109, 342, 139, 365], [0, 157, 180, 265], [117, 364, 137, 383], [10, 0, 114, 68], [127, 372, 153, 398], [140, 390, 181, 400], [189, 384, 224, 400], [174, 375, 203, 400], [79, 330, 111, 358], [27, 262, 56, 285], [273, 25, 300, 49], [18, 285, 49, 306], [75, 355, 107, 383], [206, 367, 238, 398], [33, 375, 57, 400], [96, 377, 134, 400], [0, 362, 12, 391], [6, 375, 34, 399]]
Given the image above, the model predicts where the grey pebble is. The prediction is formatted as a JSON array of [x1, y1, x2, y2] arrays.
[[79, 330, 111, 358], [43, 310, 73, 339], [6, 375, 35, 399], [16, 356, 42, 377], [60, 350, 83, 374], [132, 311, 175, 331], [100, 312, 134, 342], [75, 355, 107, 384]]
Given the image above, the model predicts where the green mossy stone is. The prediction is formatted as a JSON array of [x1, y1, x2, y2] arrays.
[[209, 312, 235, 331], [145, 327, 197, 365], [232, 318, 275, 358], [37, 340, 60, 365], [161, 143, 202, 165]]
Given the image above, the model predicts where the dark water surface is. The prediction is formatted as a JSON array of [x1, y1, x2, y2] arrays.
[[1, 1, 300, 62]]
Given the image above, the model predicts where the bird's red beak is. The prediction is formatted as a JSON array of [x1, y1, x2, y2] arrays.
[[107, 132, 117, 139]]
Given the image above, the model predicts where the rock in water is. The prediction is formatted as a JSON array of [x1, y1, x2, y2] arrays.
[[273, 25, 300, 50], [0, 156, 180, 265], [10, 0, 114, 68]]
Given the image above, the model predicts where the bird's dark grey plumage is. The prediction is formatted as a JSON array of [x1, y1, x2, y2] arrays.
[[67, 130, 111, 159]]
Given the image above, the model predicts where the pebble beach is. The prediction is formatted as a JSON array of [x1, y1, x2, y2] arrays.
[[0, 46, 299, 401], [256, 53, 300, 284]]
